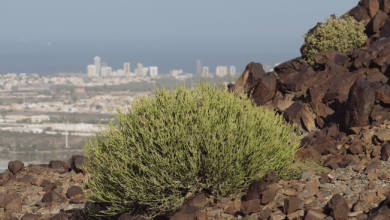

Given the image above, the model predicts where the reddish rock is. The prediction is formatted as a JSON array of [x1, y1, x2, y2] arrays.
[[66, 186, 84, 199], [348, 143, 364, 155], [8, 160, 24, 175], [361, 0, 380, 17], [261, 183, 280, 205], [251, 73, 277, 105], [245, 172, 277, 200], [71, 155, 86, 173], [381, 0, 390, 13], [376, 84, 390, 104], [241, 199, 262, 214], [49, 160, 69, 171], [16, 175, 33, 185], [4, 195, 22, 212], [284, 196, 303, 214], [367, 10, 388, 34], [327, 194, 349, 220], [381, 143, 390, 161], [345, 79, 376, 128], [42, 190, 65, 204], [349, 5, 371, 23], [0, 170, 13, 185], [284, 102, 316, 132], [21, 214, 38, 220], [304, 209, 327, 220]]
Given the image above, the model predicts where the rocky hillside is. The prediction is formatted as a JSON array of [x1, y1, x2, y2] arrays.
[[3, 0, 390, 219]]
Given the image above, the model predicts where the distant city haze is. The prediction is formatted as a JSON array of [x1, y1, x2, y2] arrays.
[[0, 0, 359, 74]]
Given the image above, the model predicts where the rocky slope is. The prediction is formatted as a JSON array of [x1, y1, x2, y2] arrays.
[[4, 0, 390, 219]]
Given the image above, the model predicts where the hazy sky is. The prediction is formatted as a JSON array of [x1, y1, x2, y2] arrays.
[[0, 0, 359, 74]]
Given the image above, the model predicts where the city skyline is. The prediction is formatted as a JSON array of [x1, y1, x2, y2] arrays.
[[0, 0, 359, 74], [84, 56, 237, 78]]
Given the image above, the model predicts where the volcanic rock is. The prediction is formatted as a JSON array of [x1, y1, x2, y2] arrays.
[[8, 160, 24, 175]]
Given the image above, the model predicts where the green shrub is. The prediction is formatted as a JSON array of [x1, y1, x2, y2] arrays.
[[84, 84, 301, 218], [302, 15, 367, 65]]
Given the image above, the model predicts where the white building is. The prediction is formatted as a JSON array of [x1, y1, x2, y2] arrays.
[[87, 65, 96, 77], [123, 62, 131, 75], [94, 56, 101, 76], [216, 66, 228, 77], [170, 69, 183, 77], [135, 63, 147, 77], [229, 65, 237, 75], [149, 66, 158, 78], [101, 65, 113, 77], [202, 66, 211, 78]]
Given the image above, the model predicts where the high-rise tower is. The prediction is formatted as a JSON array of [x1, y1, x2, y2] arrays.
[[94, 56, 101, 76], [196, 59, 202, 76]]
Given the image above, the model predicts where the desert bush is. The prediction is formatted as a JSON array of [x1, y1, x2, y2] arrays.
[[84, 84, 301, 218], [302, 15, 367, 65]]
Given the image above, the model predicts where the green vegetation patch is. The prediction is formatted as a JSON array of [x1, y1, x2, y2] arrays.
[[302, 15, 367, 65], [84, 84, 301, 218]]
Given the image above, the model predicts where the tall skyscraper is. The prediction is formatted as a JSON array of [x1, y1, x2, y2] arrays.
[[94, 56, 101, 77], [123, 62, 131, 75], [229, 65, 237, 75], [196, 60, 202, 76], [149, 66, 158, 78]]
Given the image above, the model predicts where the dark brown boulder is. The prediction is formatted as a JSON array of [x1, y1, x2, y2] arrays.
[[327, 194, 349, 220], [367, 195, 390, 219], [251, 73, 277, 105], [370, 105, 390, 123], [245, 172, 277, 201], [381, 143, 390, 160], [367, 10, 388, 35], [284, 102, 316, 132], [71, 155, 86, 173], [360, 0, 380, 17], [284, 196, 303, 214], [345, 79, 376, 128], [274, 58, 309, 75], [66, 186, 84, 199], [0, 170, 13, 186], [21, 214, 38, 220], [380, 19, 390, 37], [42, 190, 65, 204], [380, 0, 390, 13], [348, 5, 371, 23], [2, 193, 22, 212], [8, 160, 24, 175], [351, 49, 375, 69], [376, 84, 390, 104], [49, 160, 68, 170], [314, 51, 350, 68]]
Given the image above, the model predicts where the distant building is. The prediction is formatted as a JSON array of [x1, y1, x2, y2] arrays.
[[202, 66, 211, 78], [170, 69, 183, 77], [101, 65, 113, 77], [216, 66, 228, 77], [87, 64, 96, 77], [135, 63, 147, 77], [149, 66, 158, 78], [123, 62, 131, 75], [94, 56, 101, 76], [229, 65, 237, 75], [196, 60, 202, 76]]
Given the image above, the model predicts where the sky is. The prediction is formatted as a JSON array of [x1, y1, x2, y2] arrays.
[[0, 0, 360, 74]]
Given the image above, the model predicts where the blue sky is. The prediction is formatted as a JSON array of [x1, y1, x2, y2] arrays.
[[0, 0, 359, 74]]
